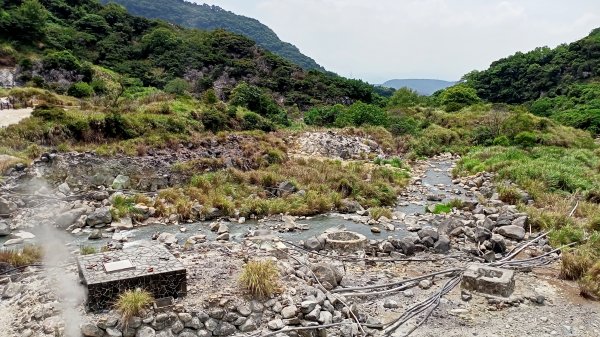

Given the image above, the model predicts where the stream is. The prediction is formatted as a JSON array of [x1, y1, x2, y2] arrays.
[[2, 158, 474, 249]]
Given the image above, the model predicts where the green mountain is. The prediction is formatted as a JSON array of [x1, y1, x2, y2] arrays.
[[382, 79, 456, 95], [0, 0, 375, 111], [465, 28, 600, 134], [465, 28, 600, 104], [99, 0, 325, 71]]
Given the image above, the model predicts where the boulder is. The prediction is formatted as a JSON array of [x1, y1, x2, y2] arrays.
[[3, 238, 23, 246], [434, 235, 451, 253], [157, 232, 178, 245], [490, 234, 507, 253], [213, 322, 236, 336], [418, 227, 439, 241], [277, 181, 297, 197], [86, 207, 112, 227], [81, 322, 104, 337], [58, 182, 71, 195], [311, 263, 343, 290], [55, 208, 86, 228], [391, 238, 416, 256], [338, 199, 364, 214], [512, 216, 528, 228], [90, 191, 110, 201], [474, 226, 492, 243], [304, 237, 324, 251], [267, 319, 284, 331], [0, 197, 17, 214], [0, 221, 11, 236], [112, 175, 131, 190], [497, 225, 525, 241]]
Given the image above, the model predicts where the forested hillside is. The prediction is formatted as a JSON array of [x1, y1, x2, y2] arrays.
[[99, 0, 325, 71], [465, 28, 600, 134], [0, 0, 374, 111]]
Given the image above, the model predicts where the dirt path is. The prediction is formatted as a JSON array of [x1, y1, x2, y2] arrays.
[[0, 108, 33, 127]]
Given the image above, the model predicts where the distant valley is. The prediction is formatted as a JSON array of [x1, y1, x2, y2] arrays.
[[382, 79, 457, 95]]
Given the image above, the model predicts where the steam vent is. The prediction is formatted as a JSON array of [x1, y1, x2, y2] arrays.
[[77, 245, 187, 311]]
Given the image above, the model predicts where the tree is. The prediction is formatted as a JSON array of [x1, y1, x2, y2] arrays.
[[334, 102, 388, 127], [68, 82, 94, 98], [440, 85, 481, 112], [6, 0, 48, 41], [387, 87, 422, 108], [164, 78, 190, 96]]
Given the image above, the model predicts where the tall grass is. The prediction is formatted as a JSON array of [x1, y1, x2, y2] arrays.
[[0, 246, 42, 267], [115, 289, 154, 324], [239, 260, 280, 298]]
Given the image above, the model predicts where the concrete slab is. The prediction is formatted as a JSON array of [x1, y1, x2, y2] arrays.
[[461, 263, 515, 297]]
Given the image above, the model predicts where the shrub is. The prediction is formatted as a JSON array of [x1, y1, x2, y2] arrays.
[[68, 82, 94, 98], [115, 289, 154, 324], [334, 102, 388, 127], [239, 260, 280, 298], [492, 135, 510, 146], [579, 262, 600, 300], [388, 115, 419, 136], [201, 108, 228, 133], [513, 131, 537, 148], [304, 105, 344, 127], [164, 78, 189, 96], [0, 245, 42, 267], [549, 225, 585, 247], [369, 207, 393, 220], [241, 112, 275, 132], [31, 105, 66, 121], [560, 249, 593, 280]]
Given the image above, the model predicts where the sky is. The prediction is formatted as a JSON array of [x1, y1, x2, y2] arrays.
[[193, 0, 600, 84]]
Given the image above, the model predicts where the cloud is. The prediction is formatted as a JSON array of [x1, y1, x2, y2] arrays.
[[196, 0, 600, 83]]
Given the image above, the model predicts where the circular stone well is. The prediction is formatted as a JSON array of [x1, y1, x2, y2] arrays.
[[324, 231, 367, 252]]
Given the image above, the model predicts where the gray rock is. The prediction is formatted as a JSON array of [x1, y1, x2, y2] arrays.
[[434, 235, 450, 253], [318, 311, 333, 324], [157, 232, 178, 245], [3, 238, 23, 246], [0, 197, 16, 214], [216, 232, 230, 241], [217, 223, 229, 234], [418, 227, 439, 241], [391, 238, 415, 256], [483, 217, 496, 230], [338, 199, 364, 213], [55, 208, 86, 228], [419, 279, 433, 289], [277, 181, 297, 197], [301, 300, 318, 313], [197, 330, 211, 337], [2, 282, 21, 298], [106, 328, 122, 337], [112, 175, 131, 190], [267, 318, 285, 330], [81, 322, 105, 337], [239, 318, 257, 332], [171, 320, 184, 334], [178, 313, 192, 323], [281, 305, 297, 319], [183, 317, 202, 330], [0, 221, 10, 236], [58, 182, 71, 195], [305, 305, 321, 321], [474, 226, 492, 243], [490, 234, 507, 253], [177, 330, 196, 337], [204, 318, 218, 331], [383, 299, 399, 309], [512, 216, 528, 228], [156, 330, 174, 337], [497, 225, 525, 241], [237, 304, 252, 317], [88, 229, 102, 240], [304, 237, 324, 251], [213, 322, 236, 336], [86, 207, 112, 227], [91, 191, 110, 201], [311, 263, 343, 290]]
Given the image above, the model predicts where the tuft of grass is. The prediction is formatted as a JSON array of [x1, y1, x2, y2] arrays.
[[369, 207, 393, 220], [560, 249, 594, 280], [115, 289, 154, 324], [0, 245, 42, 267], [428, 200, 463, 214], [239, 260, 280, 298], [498, 185, 523, 204], [579, 261, 600, 300], [80, 246, 97, 255]]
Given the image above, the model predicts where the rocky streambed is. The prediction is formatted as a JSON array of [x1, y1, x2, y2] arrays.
[[1, 146, 599, 337]]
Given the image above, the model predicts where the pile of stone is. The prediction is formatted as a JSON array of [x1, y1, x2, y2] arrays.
[[294, 131, 383, 159]]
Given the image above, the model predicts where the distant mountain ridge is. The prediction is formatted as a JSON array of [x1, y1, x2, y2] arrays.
[[382, 79, 457, 95], [100, 0, 325, 71]]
